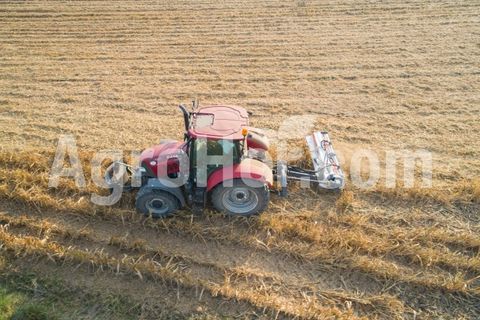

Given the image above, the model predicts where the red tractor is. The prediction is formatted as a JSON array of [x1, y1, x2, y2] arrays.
[[106, 103, 344, 217]]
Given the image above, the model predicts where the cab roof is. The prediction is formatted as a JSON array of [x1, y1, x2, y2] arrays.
[[188, 105, 249, 140]]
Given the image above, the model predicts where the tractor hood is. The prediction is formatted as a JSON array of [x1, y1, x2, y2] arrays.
[[140, 141, 184, 160], [140, 141, 186, 177]]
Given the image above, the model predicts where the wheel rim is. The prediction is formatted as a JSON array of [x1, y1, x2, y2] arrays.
[[222, 187, 259, 214], [146, 198, 169, 215]]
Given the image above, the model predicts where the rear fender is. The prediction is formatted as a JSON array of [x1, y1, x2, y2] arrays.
[[207, 159, 273, 191], [137, 178, 186, 207]]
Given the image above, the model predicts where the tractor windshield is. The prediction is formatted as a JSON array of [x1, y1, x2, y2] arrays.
[[190, 138, 241, 177], [206, 139, 238, 156]]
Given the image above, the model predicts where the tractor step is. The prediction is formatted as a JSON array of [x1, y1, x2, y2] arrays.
[[191, 187, 206, 215]]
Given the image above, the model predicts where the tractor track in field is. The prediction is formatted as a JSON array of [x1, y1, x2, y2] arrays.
[[1, 198, 479, 318], [0, 227, 278, 319], [2, 245, 252, 319], [0, 202, 398, 319]]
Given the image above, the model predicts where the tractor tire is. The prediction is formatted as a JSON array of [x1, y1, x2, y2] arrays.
[[136, 189, 179, 218], [211, 179, 269, 217]]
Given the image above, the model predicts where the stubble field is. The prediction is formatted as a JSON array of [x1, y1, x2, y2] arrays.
[[0, 0, 479, 319]]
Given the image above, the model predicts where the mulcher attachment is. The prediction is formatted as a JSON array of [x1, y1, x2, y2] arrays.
[[306, 131, 344, 190], [274, 131, 344, 197]]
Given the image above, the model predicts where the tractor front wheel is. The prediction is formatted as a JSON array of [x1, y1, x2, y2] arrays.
[[211, 179, 269, 216], [136, 189, 179, 218]]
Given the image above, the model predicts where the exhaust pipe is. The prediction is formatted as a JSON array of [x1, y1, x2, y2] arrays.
[[178, 104, 190, 132]]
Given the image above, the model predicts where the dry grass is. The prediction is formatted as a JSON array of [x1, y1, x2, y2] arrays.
[[1, 0, 480, 318]]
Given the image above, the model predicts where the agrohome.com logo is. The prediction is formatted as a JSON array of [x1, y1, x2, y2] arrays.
[[47, 115, 433, 206]]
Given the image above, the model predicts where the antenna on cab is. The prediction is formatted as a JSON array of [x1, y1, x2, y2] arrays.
[[192, 98, 199, 111]]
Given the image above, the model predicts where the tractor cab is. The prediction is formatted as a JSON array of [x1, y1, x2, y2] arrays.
[[179, 104, 271, 176], [186, 105, 249, 174], [184, 104, 269, 156]]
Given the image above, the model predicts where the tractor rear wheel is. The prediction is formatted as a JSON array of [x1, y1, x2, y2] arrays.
[[211, 179, 269, 216], [136, 189, 179, 218]]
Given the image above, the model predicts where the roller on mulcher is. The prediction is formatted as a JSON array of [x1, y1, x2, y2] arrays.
[[105, 102, 344, 218]]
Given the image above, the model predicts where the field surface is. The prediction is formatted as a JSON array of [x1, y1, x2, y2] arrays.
[[0, 0, 479, 319]]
